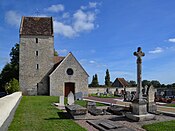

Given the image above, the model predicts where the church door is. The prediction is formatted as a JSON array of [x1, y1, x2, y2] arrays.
[[65, 82, 75, 97]]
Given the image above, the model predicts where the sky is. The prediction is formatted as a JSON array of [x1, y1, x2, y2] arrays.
[[1, 0, 175, 85]]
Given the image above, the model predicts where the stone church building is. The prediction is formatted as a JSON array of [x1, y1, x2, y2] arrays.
[[19, 16, 89, 96]]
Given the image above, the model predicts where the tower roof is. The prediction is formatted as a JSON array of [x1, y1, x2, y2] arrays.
[[20, 16, 53, 36]]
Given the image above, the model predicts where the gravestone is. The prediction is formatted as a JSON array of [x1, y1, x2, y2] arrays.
[[87, 102, 104, 116], [75, 92, 83, 100], [65, 104, 87, 119], [147, 85, 157, 113], [114, 88, 119, 96], [59, 96, 64, 106], [125, 91, 131, 101], [68, 91, 74, 105]]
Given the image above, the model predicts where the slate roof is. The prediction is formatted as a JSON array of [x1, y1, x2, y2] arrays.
[[112, 78, 129, 87], [20, 16, 53, 36]]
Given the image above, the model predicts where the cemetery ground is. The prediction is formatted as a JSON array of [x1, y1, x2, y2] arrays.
[[8, 95, 175, 131]]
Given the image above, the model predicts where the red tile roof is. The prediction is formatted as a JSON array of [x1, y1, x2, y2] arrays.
[[20, 16, 53, 36], [54, 56, 65, 65]]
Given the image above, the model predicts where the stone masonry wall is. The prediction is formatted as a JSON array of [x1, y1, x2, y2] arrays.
[[19, 35, 54, 95], [49, 53, 88, 96]]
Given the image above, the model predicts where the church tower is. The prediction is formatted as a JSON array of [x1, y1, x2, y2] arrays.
[[19, 16, 54, 95]]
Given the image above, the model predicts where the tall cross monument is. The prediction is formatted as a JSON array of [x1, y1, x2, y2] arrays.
[[134, 47, 145, 101], [125, 47, 155, 121]]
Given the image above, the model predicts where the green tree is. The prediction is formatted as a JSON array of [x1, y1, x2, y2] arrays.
[[142, 80, 151, 87], [105, 69, 111, 87], [54, 49, 58, 56], [0, 43, 19, 91], [150, 80, 161, 88], [90, 74, 99, 87], [5, 78, 19, 94], [128, 80, 137, 87]]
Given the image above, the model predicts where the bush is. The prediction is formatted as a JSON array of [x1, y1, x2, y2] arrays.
[[5, 78, 19, 94]]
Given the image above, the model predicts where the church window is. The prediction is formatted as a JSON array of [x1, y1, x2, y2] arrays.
[[36, 64, 39, 69], [67, 68, 73, 75], [36, 51, 38, 56], [36, 38, 38, 43]]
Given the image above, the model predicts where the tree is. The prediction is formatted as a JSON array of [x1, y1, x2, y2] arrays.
[[150, 80, 161, 88], [5, 78, 19, 94], [128, 80, 137, 87], [105, 69, 111, 87], [90, 74, 99, 87], [54, 49, 58, 56], [142, 80, 151, 87], [0, 43, 19, 91]]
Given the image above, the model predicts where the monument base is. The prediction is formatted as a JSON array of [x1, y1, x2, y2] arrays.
[[132, 99, 147, 115], [125, 112, 155, 122]]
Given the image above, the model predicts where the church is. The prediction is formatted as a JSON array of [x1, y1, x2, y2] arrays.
[[19, 16, 89, 96]]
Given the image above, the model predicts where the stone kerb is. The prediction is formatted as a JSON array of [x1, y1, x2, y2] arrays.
[[0, 92, 22, 131]]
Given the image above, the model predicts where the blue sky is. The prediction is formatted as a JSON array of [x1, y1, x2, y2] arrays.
[[1, 0, 175, 84]]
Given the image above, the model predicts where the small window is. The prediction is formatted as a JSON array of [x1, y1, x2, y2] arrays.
[[36, 38, 38, 43], [67, 68, 73, 75], [36, 64, 39, 69], [36, 51, 38, 56]]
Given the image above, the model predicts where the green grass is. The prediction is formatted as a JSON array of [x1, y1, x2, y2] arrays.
[[165, 104, 175, 107], [142, 120, 175, 131], [90, 93, 121, 98], [9, 96, 86, 131], [75, 100, 106, 107]]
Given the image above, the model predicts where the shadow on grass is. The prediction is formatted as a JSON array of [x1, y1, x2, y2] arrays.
[[44, 112, 72, 120]]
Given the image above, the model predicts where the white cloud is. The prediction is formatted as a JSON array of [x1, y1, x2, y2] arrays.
[[45, 4, 64, 12], [149, 47, 164, 54], [89, 2, 98, 8], [5, 10, 21, 27], [73, 10, 95, 32], [53, 21, 76, 38], [168, 38, 175, 43], [81, 2, 98, 10], [62, 12, 70, 18], [89, 60, 95, 64], [58, 49, 68, 55]]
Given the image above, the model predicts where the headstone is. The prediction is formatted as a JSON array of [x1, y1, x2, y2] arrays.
[[65, 104, 87, 119], [75, 92, 83, 100], [114, 88, 119, 96], [147, 85, 157, 113], [68, 91, 74, 105], [125, 91, 131, 101], [59, 96, 64, 106], [104, 92, 107, 96], [86, 101, 96, 110]]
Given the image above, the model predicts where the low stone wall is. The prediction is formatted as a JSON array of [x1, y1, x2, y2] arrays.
[[88, 87, 136, 94], [0, 92, 22, 131]]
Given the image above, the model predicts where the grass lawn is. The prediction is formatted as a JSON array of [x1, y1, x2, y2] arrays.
[[165, 104, 175, 107], [142, 120, 175, 131], [8, 96, 86, 131], [90, 93, 122, 98], [75, 100, 106, 107]]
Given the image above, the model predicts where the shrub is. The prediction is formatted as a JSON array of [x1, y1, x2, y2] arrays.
[[5, 78, 19, 94]]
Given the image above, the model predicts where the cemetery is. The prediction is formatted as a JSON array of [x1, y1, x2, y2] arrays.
[[0, 4, 175, 130]]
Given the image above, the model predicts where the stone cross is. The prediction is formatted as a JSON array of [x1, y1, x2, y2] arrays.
[[134, 47, 145, 100]]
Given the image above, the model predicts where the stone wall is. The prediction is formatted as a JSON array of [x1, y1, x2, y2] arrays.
[[88, 87, 137, 94], [50, 53, 88, 96], [19, 35, 54, 95], [0, 92, 22, 131]]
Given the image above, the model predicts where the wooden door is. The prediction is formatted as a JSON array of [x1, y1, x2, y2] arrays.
[[65, 83, 75, 97]]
